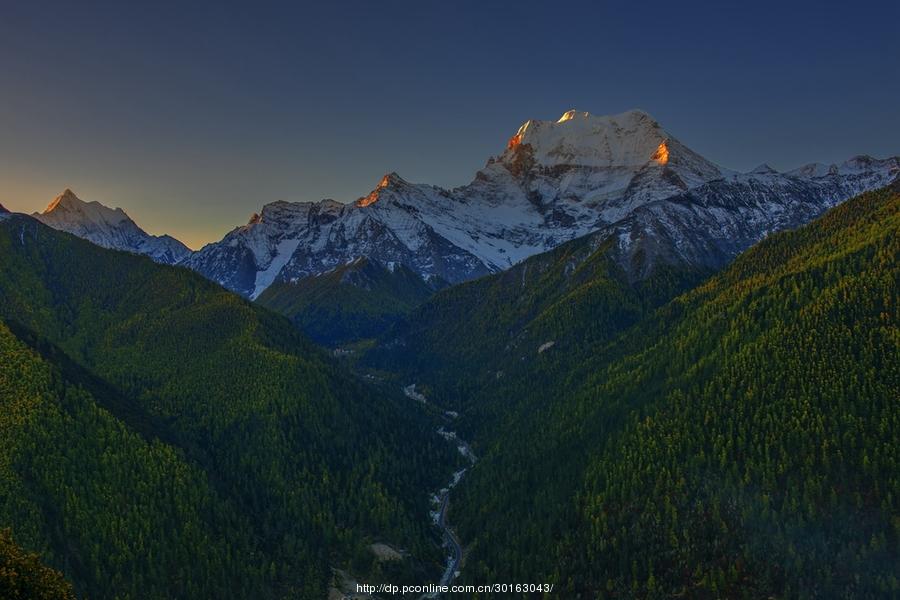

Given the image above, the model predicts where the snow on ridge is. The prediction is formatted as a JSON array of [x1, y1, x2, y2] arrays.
[[183, 110, 900, 298], [251, 237, 303, 299], [32, 189, 192, 265], [505, 109, 668, 169]]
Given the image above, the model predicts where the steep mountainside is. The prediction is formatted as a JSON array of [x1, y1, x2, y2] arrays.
[[33, 189, 191, 264], [0, 319, 264, 598], [552, 183, 899, 597], [596, 162, 898, 279], [365, 222, 710, 416], [0, 215, 457, 599], [185, 109, 898, 298], [365, 157, 898, 412], [372, 184, 899, 597], [257, 257, 437, 345]]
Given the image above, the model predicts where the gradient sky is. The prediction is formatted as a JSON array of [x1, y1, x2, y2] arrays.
[[1, 0, 898, 248]]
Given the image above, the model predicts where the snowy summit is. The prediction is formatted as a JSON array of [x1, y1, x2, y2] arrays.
[[506, 109, 676, 169], [34, 189, 192, 265], [24, 112, 898, 300], [184, 109, 900, 298]]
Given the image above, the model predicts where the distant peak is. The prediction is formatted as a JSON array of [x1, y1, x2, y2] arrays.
[[58, 188, 82, 203], [378, 172, 405, 187], [38, 189, 131, 228], [0, 203, 8, 214], [43, 188, 85, 213], [751, 163, 779, 174], [502, 108, 673, 170], [357, 172, 406, 207], [556, 108, 653, 124]]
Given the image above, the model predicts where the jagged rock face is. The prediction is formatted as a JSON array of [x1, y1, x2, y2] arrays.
[[27, 111, 897, 299], [185, 192, 492, 298], [33, 189, 191, 265], [184, 109, 899, 298], [601, 163, 900, 280]]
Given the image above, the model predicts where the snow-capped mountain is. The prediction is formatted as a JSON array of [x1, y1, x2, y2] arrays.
[[600, 162, 899, 279], [34, 189, 192, 265], [185, 109, 899, 298]]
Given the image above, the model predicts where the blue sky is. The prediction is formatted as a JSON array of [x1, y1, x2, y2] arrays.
[[1, 0, 897, 247]]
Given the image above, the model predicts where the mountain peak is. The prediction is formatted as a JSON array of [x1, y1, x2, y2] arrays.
[[34, 190, 191, 265], [39, 189, 133, 230], [751, 163, 779, 174], [377, 172, 405, 188], [44, 188, 84, 213], [502, 109, 672, 170], [41, 189, 130, 224], [357, 172, 407, 207], [556, 108, 652, 124]]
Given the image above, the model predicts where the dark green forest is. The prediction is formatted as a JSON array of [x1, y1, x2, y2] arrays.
[[365, 222, 710, 434], [0, 217, 459, 599], [1, 183, 897, 599], [367, 184, 900, 598], [257, 257, 436, 346], [0, 528, 75, 599]]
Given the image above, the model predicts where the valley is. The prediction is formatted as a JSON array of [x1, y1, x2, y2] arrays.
[[1, 110, 897, 599], [364, 183, 899, 597], [4, 2, 898, 597], [401, 383, 475, 595]]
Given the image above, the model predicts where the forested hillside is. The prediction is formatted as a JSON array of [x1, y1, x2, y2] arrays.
[[257, 257, 436, 345], [0, 528, 75, 599], [366, 224, 710, 424], [2, 181, 896, 598], [371, 184, 899, 598], [0, 319, 259, 597], [558, 183, 900, 597], [0, 216, 458, 599]]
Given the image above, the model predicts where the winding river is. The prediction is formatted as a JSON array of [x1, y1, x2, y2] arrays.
[[403, 385, 477, 599]]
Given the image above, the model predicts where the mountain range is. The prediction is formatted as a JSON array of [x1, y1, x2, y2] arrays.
[[0, 212, 458, 598], [185, 109, 898, 298], [19, 110, 899, 300], [256, 256, 436, 345], [363, 182, 900, 597], [1, 108, 897, 599]]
